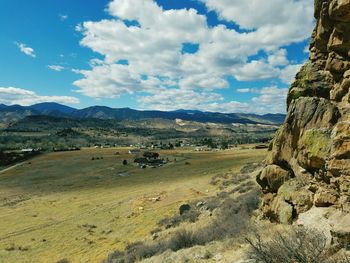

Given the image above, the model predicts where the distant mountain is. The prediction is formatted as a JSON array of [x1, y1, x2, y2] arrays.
[[29, 102, 76, 115], [71, 107, 258, 124], [238, 113, 286, 125], [0, 104, 39, 125], [0, 102, 286, 126]]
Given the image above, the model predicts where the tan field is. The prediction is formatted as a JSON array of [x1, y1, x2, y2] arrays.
[[0, 147, 266, 263]]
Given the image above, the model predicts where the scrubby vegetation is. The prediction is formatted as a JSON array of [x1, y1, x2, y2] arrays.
[[104, 164, 261, 263], [246, 226, 350, 263]]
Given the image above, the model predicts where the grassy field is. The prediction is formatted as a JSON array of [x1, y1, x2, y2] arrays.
[[0, 147, 266, 263]]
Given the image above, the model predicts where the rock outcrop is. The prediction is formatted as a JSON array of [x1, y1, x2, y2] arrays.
[[257, 0, 350, 245]]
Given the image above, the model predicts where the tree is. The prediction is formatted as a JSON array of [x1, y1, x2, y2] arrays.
[[220, 141, 229, 150], [143, 152, 159, 159]]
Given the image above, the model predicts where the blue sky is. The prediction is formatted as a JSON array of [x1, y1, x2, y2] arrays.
[[0, 0, 314, 114]]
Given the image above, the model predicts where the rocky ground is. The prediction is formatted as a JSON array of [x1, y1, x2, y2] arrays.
[[257, 0, 350, 251]]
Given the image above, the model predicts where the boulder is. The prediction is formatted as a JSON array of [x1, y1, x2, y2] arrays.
[[296, 207, 336, 243], [327, 159, 350, 176], [287, 63, 332, 106], [314, 187, 339, 207], [328, 29, 350, 53], [329, 0, 350, 22], [277, 179, 314, 215], [325, 52, 350, 73], [315, 0, 328, 19], [272, 199, 294, 224], [299, 128, 331, 169], [330, 213, 350, 249], [330, 80, 350, 101], [258, 165, 291, 193]]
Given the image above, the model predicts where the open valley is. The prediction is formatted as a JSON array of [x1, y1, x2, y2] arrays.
[[0, 147, 266, 262]]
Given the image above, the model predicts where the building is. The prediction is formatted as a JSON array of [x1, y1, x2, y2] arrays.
[[128, 149, 141, 155]]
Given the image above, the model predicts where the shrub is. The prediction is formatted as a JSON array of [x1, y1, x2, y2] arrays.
[[204, 196, 221, 211], [143, 152, 159, 159], [167, 229, 200, 251], [105, 186, 261, 263], [246, 226, 350, 263], [157, 209, 200, 229]]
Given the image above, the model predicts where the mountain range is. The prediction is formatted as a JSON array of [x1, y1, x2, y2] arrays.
[[0, 102, 286, 126]]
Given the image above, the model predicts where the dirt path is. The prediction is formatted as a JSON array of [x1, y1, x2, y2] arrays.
[[0, 161, 26, 174]]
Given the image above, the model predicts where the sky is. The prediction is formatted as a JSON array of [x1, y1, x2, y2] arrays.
[[0, 0, 315, 114]]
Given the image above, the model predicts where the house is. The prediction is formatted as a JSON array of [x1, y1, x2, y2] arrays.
[[21, 148, 34, 153], [128, 149, 141, 155]]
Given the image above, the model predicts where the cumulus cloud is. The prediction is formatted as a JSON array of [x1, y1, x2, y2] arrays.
[[279, 64, 303, 84], [15, 42, 36, 58], [72, 0, 313, 113], [201, 0, 313, 35], [268, 49, 289, 67], [139, 86, 288, 114], [206, 87, 288, 114], [0, 87, 79, 106], [231, 60, 280, 81], [138, 88, 223, 111], [48, 65, 65, 71]]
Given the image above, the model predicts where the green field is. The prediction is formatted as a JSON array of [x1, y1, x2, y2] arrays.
[[0, 147, 266, 263]]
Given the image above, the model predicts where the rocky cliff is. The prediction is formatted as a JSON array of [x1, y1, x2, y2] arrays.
[[257, 0, 350, 245]]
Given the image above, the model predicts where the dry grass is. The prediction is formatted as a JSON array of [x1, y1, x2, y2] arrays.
[[0, 146, 266, 263], [104, 165, 261, 263]]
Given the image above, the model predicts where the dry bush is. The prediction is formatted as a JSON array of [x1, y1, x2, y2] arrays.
[[157, 209, 200, 229], [104, 191, 260, 263], [204, 196, 221, 211], [104, 162, 263, 263], [240, 163, 262, 174], [246, 226, 350, 263], [167, 229, 203, 251], [232, 181, 257, 194]]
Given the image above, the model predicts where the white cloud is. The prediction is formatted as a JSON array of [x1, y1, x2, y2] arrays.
[[15, 42, 36, 58], [267, 49, 289, 67], [237, 88, 259, 93], [279, 64, 303, 84], [231, 60, 280, 81], [201, 0, 314, 33], [251, 86, 288, 113], [210, 86, 288, 114], [73, 64, 145, 98], [138, 88, 223, 111], [237, 88, 251, 93], [48, 65, 65, 71], [139, 86, 288, 114], [72, 0, 314, 113], [59, 14, 68, 21], [0, 87, 79, 106]]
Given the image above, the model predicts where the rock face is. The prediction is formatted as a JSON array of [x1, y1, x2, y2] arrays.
[[258, 0, 350, 228]]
